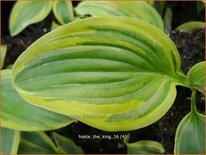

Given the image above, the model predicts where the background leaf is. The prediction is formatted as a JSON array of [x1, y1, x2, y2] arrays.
[[2, 69, 74, 131], [163, 7, 172, 33], [1, 127, 20, 154], [9, 1, 53, 36], [75, 1, 164, 30], [12, 17, 187, 131], [125, 140, 164, 154], [18, 132, 58, 154], [174, 112, 205, 154], [52, 132, 84, 153], [187, 61, 205, 94], [53, 0, 74, 25], [176, 21, 205, 32], [1, 45, 7, 69]]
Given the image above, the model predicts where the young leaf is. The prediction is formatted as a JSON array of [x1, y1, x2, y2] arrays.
[[174, 91, 205, 154], [18, 132, 58, 154], [187, 61, 205, 94], [1, 45, 7, 69], [176, 21, 205, 32], [53, 0, 74, 25], [12, 17, 187, 131], [2, 69, 74, 131], [1, 127, 20, 154], [52, 132, 84, 153], [125, 140, 164, 154], [163, 7, 172, 33], [75, 1, 164, 30], [9, 1, 53, 36]]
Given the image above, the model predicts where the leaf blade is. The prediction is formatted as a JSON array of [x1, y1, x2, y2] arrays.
[[53, 0, 74, 25], [125, 140, 165, 154], [9, 1, 53, 36], [174, 112, 205, 154], [2, 69, 74, 131], [12, 17, 186, 131], [1, 127, 20, 154], [75, 1, 164, 30], [187, 61, 205, 94]]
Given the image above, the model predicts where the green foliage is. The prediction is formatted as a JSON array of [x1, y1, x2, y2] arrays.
[[1, 45, 7, 69], [75, 1, 164, 30], [51, 22, 61, 31], [18, 132, 83, 154], [174, 90, 205, 154], [1, 69, 74, 131], [163, 7, 172, 33], [1, 127, 20, 154], [12, 16, 187, 131], [53, 0, 74, 25], [187, 61, 205, 94], [18, 132, 58, 154], [176, 21, 205, 32], [9, 1, 53, 36], [52, 133, 84, 153], [125, 140, 164, 154]]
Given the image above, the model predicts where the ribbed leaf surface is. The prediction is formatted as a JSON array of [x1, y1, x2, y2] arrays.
[[75, 1, 164, 30], [12, 17, 186, 131], [2, 70, 74, 131]]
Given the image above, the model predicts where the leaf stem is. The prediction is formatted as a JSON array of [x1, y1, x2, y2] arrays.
[[191, 89, 197, 113]]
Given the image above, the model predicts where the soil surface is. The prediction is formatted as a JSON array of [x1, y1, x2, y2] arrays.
[[1, 1, 205, 154]]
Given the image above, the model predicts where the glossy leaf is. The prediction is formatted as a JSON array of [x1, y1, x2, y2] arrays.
[[52, 132, 84, 153], [53, 0, 74, 25], [1, 45, 7, 69], [125, 140, 164, 154], [75, 1, 164, 30], [9, 1, 53, 36], [187, 61, 205, 94], [12, 17, 187, 131], [174, 91, 205, 154], [176, 21, 205, 32], [175, 112, 205, 154], [1, 127, 20, 154], [18, 132, 58, 154], [2, 69, 74, 131]]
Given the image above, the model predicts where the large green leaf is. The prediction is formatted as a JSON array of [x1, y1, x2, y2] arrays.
[[53, 0, 74, 25], [52, 132, 84, 153], [1, 127, 20, 154], [187, 61, 205, 94], [18, 132, 58, 154], [125, 140, 164, 154], [12, 17, 187, 131], [2, 69, 74, 131], [1, 45, 7, 69], [75, 1, 164, 30], [9, 1, 53, 36]]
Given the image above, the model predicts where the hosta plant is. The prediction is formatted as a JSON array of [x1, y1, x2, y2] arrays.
[[9, 0, 163, 36], [10, 16, 205, 153], [2, 16, 205, 153]]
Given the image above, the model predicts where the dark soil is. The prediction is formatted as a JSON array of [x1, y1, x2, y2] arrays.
[[1, 1, 205, 154]]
